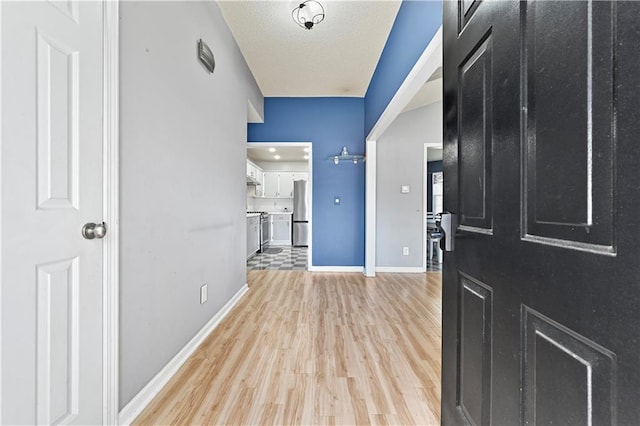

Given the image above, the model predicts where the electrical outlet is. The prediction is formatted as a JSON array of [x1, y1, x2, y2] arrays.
[[200, 283, 208, 304], [402, 246, 409, 256]]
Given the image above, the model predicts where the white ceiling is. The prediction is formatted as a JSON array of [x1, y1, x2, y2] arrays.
[[403, 67, 442, 113], [248, 145, 309, 163], [218, 0, 402, 97]]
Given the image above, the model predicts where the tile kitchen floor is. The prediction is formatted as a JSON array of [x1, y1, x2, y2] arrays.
[[247, 246, 308, 271]]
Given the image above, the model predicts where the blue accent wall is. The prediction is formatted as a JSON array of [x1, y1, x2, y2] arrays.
[[248, 97, 365, 266], [248, 1, 443, 266], [364, 0, 442, 136]]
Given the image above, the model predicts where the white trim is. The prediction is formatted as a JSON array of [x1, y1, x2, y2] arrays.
[[102, 1, 119, 424], [364, 26, 443, 277], [308, 266, 364, 273], [0, 1, 3, 420], [364, 140, 377, 277], [423, 142, 443, 273], [423, 144, 428, 273], [118, 284, 250, 426], [246, 141, 313, 269], [376, 267, 426, 273]]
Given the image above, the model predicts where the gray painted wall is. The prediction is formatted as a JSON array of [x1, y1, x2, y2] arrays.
[[376, 102, 443, 268], [119, 1, 262, 407]]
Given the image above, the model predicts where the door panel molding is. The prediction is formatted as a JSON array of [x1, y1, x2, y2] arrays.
[[458, 0, 482, 35], [521, 0, 616, 253], [36, 257, 80, 425], [521, 306, 617, 425], [36, 29, 80, 210], [458, 272, 493, 425], [458, 31, 493, 234]]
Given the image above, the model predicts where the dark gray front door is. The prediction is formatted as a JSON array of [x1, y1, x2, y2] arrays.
[[442, 1, 640, 424]]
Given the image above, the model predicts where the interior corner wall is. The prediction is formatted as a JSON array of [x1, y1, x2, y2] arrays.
[[119, 1, 262, 408], [248, 98, 365, 267], [364, 0, 442, 136], [376, 102, 443, 268]]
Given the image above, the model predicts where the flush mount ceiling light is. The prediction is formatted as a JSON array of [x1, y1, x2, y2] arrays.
[[274, 154, 281, 160], [292, 0, 325, 30], [268, 147, 276, 152]]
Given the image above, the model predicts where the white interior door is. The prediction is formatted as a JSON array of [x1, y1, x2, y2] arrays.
[[1, 1, 105, 424]]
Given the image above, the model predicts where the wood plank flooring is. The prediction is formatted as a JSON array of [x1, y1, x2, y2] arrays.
[[133, 271, 442, 425]]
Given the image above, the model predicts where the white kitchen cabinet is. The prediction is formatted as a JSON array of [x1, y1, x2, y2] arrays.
[[247, 160, 264, 196], [279, 173, 295, 198], [270, 213, 292, 245], [262, 172, 280, 198], [261, 172, 307, 198], [247, 215, 260, 258], [292, 172, 308, 183]]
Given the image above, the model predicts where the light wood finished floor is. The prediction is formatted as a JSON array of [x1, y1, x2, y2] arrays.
[[134, 271, 442, 425]]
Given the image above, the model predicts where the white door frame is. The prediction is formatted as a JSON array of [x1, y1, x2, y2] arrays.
[[102, 1, 120, 424], [423, 142, 443, 272], [246, 142, 313, 270], [364, 27, 443, 277]]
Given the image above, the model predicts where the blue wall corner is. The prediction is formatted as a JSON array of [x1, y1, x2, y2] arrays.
[[364, 0, 443, 136], [248, 97, 366, 267], [248, 1, 442, 267]]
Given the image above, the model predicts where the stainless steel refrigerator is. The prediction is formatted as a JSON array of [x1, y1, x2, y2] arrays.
[[292, 180, 309, 246]]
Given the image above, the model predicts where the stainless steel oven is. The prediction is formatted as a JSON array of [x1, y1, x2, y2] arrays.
[[260, 212, 270, 252], [248, 211, 270, 253]]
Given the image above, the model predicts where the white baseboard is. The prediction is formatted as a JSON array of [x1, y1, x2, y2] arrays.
[[308, 266, 364, 273], [118, 283, 250, 425], [376, 266, 426, 273]]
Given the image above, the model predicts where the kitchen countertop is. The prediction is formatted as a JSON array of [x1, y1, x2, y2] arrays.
[[268, 211, 293, 215], [246, 213, 261, 218]]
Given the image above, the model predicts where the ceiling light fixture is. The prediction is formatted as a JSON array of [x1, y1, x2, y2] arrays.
[[274, 154, 281, 160], [329, 146, 365, 165], [303, 147, 310, 153], [268, 147, 276, 153], [292, 1, 325, 30], [303, 154, 309, 160]]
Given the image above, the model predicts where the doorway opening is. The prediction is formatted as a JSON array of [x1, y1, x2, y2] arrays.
[[425, 145, 443, 272], [245, 142, 313, 272]]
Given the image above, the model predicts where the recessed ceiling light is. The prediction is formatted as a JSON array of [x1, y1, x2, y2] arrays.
[[268, 147, 276, 153], [303, 155, 309, 160], [303, 147, 310, 153], [274, 155, 281, 160]]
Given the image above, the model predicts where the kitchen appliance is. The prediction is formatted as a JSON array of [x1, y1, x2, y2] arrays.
[[292, 180, 309, 246], [248, 211, 270, 252]]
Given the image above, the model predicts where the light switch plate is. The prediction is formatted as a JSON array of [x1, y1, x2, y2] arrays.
[[334, 196, 341, 205], [403, 246, 409, 256], [401, 185, 410, 194]]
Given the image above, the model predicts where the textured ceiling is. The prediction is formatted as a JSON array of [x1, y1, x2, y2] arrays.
[[218, 0, 402, 97], [403, 66, 442, 113], [248, 145, 309, 163]]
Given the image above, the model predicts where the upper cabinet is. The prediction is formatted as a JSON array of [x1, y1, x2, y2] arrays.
[[246, 160, 264, 196], [261, 172, 308, 198]]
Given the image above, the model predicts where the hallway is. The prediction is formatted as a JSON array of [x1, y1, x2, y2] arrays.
[[134, 270, 442, 425]]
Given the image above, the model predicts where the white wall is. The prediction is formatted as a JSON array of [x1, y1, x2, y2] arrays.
[[119, 1, 262, 407], [376, 102, 442, 268]]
